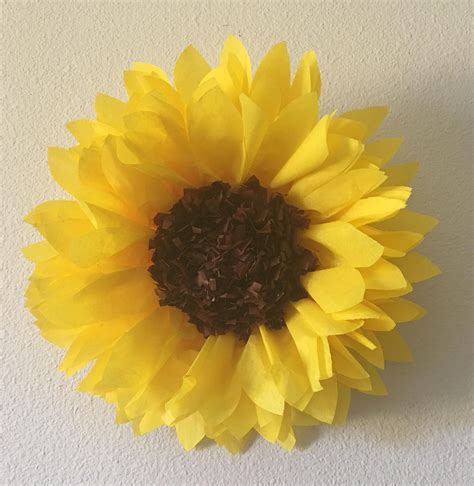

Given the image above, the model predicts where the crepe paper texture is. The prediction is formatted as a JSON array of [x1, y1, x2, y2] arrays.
[[24, 36, 440, 453]]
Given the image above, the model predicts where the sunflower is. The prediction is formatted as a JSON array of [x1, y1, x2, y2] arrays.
[[24, 36, 440, 452]]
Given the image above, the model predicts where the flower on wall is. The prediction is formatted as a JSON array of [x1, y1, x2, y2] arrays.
[[24, 36, 439, 452]]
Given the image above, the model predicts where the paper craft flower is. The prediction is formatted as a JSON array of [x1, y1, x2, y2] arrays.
[[24, 36, 440, 452]]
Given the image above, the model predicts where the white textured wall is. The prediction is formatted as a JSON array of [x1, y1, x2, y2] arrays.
[[3, 1, 472, 484]]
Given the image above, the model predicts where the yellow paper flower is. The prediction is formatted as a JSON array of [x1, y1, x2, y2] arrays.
[[24, 36, 440, 452]]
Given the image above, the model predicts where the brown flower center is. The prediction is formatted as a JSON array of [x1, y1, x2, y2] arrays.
[[148, 176, 317, 340]]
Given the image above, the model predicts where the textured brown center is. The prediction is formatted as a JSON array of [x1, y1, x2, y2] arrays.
[[148, 176, 317, 340]]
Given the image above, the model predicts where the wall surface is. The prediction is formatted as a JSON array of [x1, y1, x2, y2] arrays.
[[2, 1, 472, 485]]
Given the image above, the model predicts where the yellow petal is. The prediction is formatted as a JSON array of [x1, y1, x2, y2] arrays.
[[38, 268, 157, 328], [285, 307, 331, 390], [340, 106, 389, 140], [339, 330, 384, 369], [365, 281, 413, 301], [364, 138, 403, 167], [359, 258, 407, 290], [290, 408, 319, 426], [249, 75, 281, 122], [362, 306, 396, 332], [66, 119, 118, 147], [290, 299, 363, 336], [332, 384, 351, 424], [239, 94, 269, 182], [301, 221, 384, 268], [253, 92, 319, 186], [337, 375, 372, 392], [290, 50, 320, 101], [92, 309, 173, 390], [70, 219, 150, 268], [376, 330, 413, 362], [59, 313, 146, 374], [329, 336, 369, 379], [376, 298, 426, 323], [198, 67, 239, 107], [95, 93, 126, 131], [175, 411, 206, 451], [47, 147, 126, 215], [277, 407, 296, 451], [384, 161, 419, 186], [22, 241, 57, 263], [270, 115, 330, 188], [220, 35, 252, 93], [331, 301, 384, 320], [259, 326, 312, 407], [165, 334, 240, 425], [174, 45, 211, 103], [393, 252, 440, 283], [215, 431, 246, 454], [24, 200, 93, 257], [371, 186, 412, 204], [303, 169, 387, 217], [255, 408, 284, 443], [346, 330, 377, 350], [187, 87, 243, 183], [251, 42, 290, 112], [375, 209, 439, 235], [223, 393, 257, 439], [329, 116, 367, 141], [131, 61, 169, 79], [359, 361, 388, 396], [77, 350, 112, 393], [102, 137, 176, 221], [338, 196, 406, 226], [287, 142, 363, 205], [304, 377, 338, 423], [237, 334, 285, 415], [302, 267, 365, 313], [362, 226, 423, 257]]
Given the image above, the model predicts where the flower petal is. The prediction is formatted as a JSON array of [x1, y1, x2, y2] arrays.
[[384, 161, 419, 186], [270, 115, 330, 188], [38, 268, 157, 328], [302, 169, 387, 217], [237, 334, 285, 415], [95, 93, 126, 131], [175, 411, 206, 451], [174, 45, 211, 103], [220, 35, 252, 94], [290, 50, 321, 100], [338, 196, 406, 226], [302, 267, 365, 313], [187, 87, 243, 183], [287, 137, 363, 204], [329, 336, 370, 379], [363, 137, 404, 167], [301, 221, 384, 268], [253, 92, 319, 185], [251, 42, 290, 115], [376, 298, 426, 323], [392, 252, 441, 283], [359, 258, 407, 290], [303, 377, 338, 423], [259, 326, 312, 407], [290, 299, 363, 336], [375, 209, 438, 235], [239, 94, 269, 182], [340, 106, 389, 140], [376, 330, 413, 362], [362, 226, 423, 257]]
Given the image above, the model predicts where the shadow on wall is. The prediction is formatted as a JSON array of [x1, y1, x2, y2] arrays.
[[296, 70, 473, 449]]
